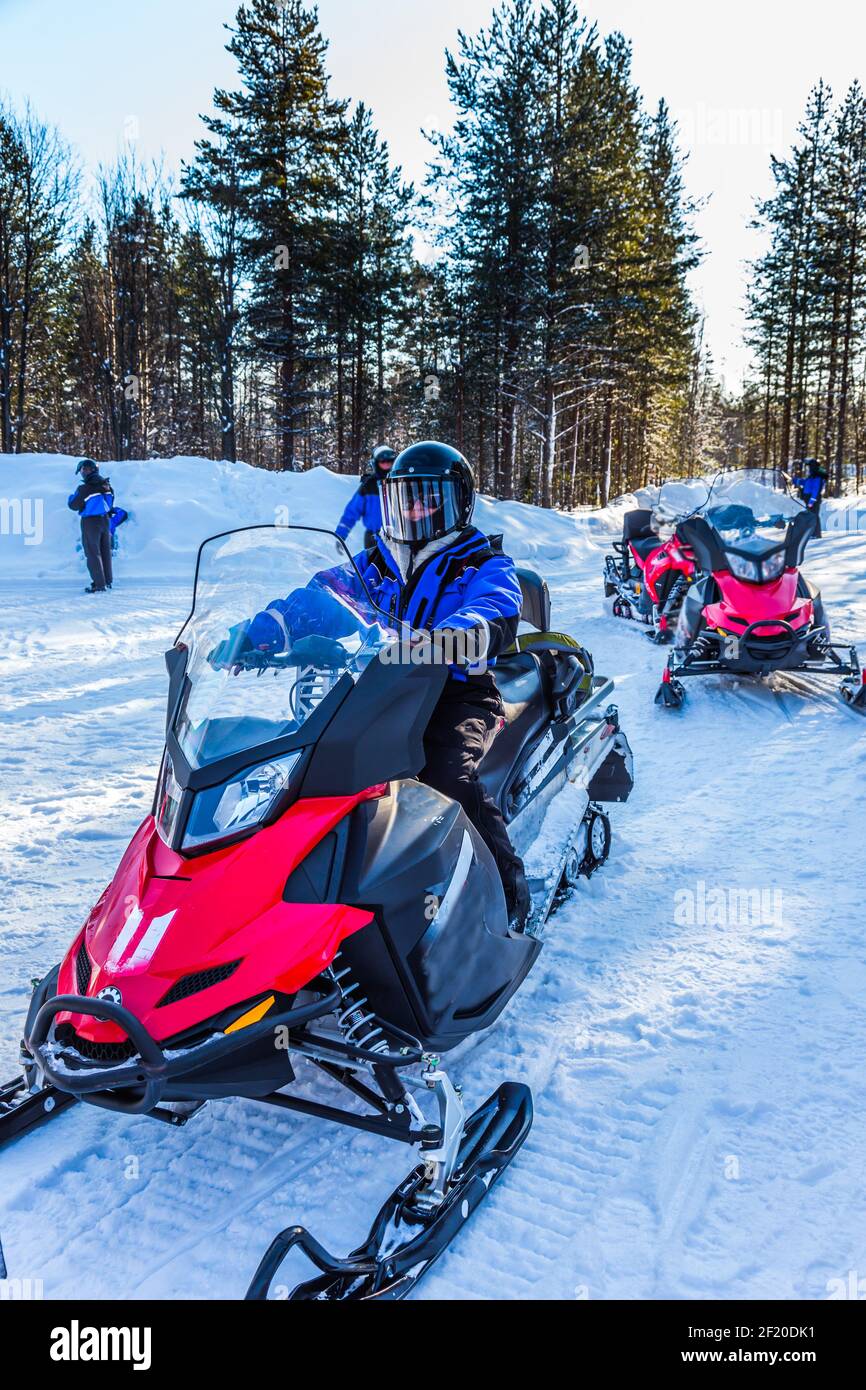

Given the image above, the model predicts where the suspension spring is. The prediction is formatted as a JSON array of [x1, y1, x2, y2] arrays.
[[328, 952, 390, 1055], [662, 574, 688, 619]]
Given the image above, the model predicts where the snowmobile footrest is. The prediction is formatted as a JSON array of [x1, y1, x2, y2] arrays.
[[245, 1080, 533, 1301]]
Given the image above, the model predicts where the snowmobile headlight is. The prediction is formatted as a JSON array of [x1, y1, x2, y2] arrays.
[[156, 753, 184, 845], [182, 751, 302, 851], [761, 549, 786, 581], [727, 552, 760, 583]]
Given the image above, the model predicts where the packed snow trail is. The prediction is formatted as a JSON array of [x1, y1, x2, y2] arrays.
[[1, 457, 865, 1300]]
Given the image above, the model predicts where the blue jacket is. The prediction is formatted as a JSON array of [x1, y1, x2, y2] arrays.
[[336, 477, 382, 541], [248, 527, 522, 677], [68, 475, 114, 518], [794, 474, 824, 505]]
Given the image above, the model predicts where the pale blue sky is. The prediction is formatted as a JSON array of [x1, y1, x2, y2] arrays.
[[2, 0, 865, 386]]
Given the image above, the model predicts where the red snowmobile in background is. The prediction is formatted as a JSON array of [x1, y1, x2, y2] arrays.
[[655, 504, 866, 711], [604, 507, 697, 643], [0, 524, 633, 1301]]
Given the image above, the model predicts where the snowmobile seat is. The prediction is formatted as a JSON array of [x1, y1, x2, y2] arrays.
[[629, 534, 661, 562], [481, 651, 549, 805], [612, 509, 656, 567], [515, 567, 551, 631], [483, 632, 593, 806], [622, 508, 655, 542]]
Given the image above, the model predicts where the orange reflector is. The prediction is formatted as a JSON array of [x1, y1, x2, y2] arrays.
[[226, 995, 275, 1034]]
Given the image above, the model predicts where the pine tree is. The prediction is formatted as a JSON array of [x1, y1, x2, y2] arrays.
[[212, 0, 346, 470], [0, 102, 76, 453], [181, 135, 244, 461]]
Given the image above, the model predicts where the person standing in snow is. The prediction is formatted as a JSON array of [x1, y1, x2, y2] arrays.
[[335, 445, 397, 548], [67, 459, 114, 593], [792, 457, 826, 537]]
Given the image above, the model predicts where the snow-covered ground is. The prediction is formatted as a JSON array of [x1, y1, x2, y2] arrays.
[[2, 454, 866, 1300]]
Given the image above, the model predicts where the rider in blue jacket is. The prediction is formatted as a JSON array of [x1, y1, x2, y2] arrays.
[[335, 446, 397, 547], [793, 458, 826, 537], [214, 441, 530, 929], [67, 459, 114, 592], [793, 458, 825, 507]]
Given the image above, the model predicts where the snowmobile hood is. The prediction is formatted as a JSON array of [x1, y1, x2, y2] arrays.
[[705, 569, 811, 634], [56, 790, 381, 1045]]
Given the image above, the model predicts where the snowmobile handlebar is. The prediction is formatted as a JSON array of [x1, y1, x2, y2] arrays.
[[26, 983, 343, 1117], [221, 630, 394, 677]]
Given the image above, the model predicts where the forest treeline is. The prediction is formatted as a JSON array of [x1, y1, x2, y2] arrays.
[[0, 0, 707, 505], [743, 80, 866, 492], [2, 0, 862, 501]]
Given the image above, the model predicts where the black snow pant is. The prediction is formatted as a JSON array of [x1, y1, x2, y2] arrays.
[[81, 514, 113, 590], [419, 673, 524, 909]]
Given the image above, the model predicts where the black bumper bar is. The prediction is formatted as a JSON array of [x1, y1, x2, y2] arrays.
[[26, 985, 341, 1116], [671, 630, 860, 680]]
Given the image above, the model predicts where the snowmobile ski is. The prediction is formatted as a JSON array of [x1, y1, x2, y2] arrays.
[[245, 1075, 533, 1301], [0, 1074, 76, 1148]]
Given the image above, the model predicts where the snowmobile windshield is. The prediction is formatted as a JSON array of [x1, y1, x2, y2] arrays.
[[174, 526, 399, 769], [706, 506, 789, 583]]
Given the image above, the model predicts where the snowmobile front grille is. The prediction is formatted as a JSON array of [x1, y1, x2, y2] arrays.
[[65, 1031, 136, 1064], [157, 959, 242, 1008], [742, 633, 797, 658], [75, 941, 91, 995]]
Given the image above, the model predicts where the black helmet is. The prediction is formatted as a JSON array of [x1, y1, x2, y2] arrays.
[[369, 444, 398, 480], [76, 458, 98, 479], [380, 441, 475, 546], [804, 457, 820, 476]]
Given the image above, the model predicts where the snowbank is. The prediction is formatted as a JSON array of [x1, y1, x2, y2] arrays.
[[3, 454, 865, 590], [0, 455, 353, 582], [0, 452, 597, 586]]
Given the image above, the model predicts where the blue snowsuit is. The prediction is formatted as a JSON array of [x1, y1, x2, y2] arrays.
[[794, 473, 824, 507], [68, 479, 114, 518], [248, 526, 526, 905], [248, 527, 521, 674], [335, 476, 382, 543], [68, 472, 115, 590]]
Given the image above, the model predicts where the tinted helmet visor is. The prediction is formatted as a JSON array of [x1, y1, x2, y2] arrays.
[[380, 476, 462, 544]]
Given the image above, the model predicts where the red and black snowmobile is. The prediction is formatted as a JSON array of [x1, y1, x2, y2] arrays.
[[0, 525, 633, 1300], [603, 507, 697, 643], [655, 503, 866, 711]]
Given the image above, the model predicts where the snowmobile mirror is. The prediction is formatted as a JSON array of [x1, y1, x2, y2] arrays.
[[677, 515, 726, 575], [164, 643, 189, 738], [785, 509, 818, 570]]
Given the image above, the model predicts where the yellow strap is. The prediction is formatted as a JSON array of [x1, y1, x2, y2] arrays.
[[506, 630, 582, 654]]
